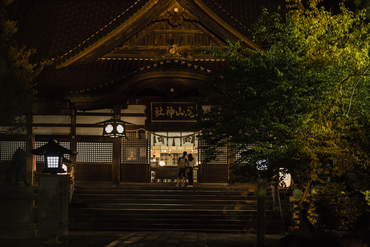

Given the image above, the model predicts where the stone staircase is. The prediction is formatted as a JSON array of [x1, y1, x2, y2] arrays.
[[69, 183, 285, 233]]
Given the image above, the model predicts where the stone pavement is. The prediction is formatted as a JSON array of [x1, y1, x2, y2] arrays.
[[0, 231, 284, 247]]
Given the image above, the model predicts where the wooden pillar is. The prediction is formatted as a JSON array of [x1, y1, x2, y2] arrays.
[[227, 140, 235, 184], [112, 137, 121, 185], [26, 114, 33, 185], [70, 109, 77, 167]]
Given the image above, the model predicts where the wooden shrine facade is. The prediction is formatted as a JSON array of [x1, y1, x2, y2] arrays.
[[0, 0, 285, 184]]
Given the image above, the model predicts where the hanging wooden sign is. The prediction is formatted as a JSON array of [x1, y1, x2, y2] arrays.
[[151, 102, 196, 122]]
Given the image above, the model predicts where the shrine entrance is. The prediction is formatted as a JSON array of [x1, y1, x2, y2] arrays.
[[149, 131, 199, 183], [148, 131, 229, 184]]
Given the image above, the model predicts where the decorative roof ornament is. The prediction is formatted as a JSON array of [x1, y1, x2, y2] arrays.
[[159, 2, 198, 27], [156, 44, 193, 61]]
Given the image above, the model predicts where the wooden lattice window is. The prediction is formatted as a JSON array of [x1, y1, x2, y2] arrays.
[[0, 141, 26, 161], [234, 145, 254, 164], [121, 132, 150, 164], [198, 138, 229, 183], [198, 138, 228, 165], [77, 142, 113, 163]]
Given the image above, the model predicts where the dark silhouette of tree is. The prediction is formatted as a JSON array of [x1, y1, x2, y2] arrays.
[[0, 0, 48, 134]]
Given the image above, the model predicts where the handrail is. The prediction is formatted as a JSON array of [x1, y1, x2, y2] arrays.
[[69, 162, 76, 202], [277, 186, 283, 219], [272, 185, 284, 233], [277, 186, 285, 234]]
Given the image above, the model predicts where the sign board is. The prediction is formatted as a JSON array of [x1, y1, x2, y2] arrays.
[[140, 148, 147, 158], [151, 102, 196, 122], [126, 148, 137, 161]]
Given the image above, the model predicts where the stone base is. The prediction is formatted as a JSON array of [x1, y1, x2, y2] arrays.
[[0, 186, 38, 239], [0, 223, 37, 239]]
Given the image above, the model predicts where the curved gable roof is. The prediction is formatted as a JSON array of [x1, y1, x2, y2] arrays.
[[8, 0, 286, 65], [7, 0, 149, 62], [6, 0, 287, 110]]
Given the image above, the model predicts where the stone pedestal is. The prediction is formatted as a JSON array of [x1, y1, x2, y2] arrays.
[[38, 174, 69, 239], [0, 186, 37, 239]]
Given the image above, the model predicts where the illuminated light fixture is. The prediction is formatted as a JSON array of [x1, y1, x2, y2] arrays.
[[31, 138, 77, 174], [58, 164, 68, 175], [256, 159, 268, 171], [101, 117, 127, 138], [99, 105, 132, 138], [279, 168, 292, 187]]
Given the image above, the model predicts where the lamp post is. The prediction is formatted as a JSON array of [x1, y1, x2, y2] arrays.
[[30, 138, 77, 243], [256, 159, 267, 247]]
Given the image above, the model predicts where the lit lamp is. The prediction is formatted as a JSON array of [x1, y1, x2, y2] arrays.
[[100, 105, 132, 138], [102, 117, 127, 138], [44, 149, 64, 174], [31, 138, 77, 174]]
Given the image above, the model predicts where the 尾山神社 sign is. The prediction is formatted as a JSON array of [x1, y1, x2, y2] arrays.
[[151, 102, 196, 122]]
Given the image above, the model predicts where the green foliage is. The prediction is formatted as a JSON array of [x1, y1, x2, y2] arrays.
[[197, 0, 370, 232], [312, 183, 368, 230]]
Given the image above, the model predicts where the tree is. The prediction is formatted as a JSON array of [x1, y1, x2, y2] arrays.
[[197, 0, 370, 237], [0, 0, 47, 134]]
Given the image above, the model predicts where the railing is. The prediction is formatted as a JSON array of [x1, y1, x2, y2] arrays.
[[272, 185, 285, 233], [277, 186, 285, 233], [69, 162, 76, 202]]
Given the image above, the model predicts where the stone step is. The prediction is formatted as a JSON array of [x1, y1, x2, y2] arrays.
[[73, 190, 271, 198], [70, 202, 264, 210], [72, 197, 266, 203], [68, 222, 282, 234], [69, 183, 283, 233], [69, 207, 281, 215], [69, 210, 282, 220]]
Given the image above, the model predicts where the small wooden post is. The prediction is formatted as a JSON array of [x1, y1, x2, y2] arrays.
[[227, 140, 235, 184], [257, 178, 266, 247]]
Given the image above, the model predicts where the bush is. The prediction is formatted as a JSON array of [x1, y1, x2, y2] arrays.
[[312, 183, 368, 231]]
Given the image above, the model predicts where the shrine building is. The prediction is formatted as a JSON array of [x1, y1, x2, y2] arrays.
[[1, 0, 285, 184]]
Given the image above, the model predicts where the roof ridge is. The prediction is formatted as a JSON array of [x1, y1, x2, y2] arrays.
[[54, 0, 146, 63], [208, 0, 252, 34]]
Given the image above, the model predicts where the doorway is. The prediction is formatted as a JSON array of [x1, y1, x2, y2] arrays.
[[149, 132, 198, 183]]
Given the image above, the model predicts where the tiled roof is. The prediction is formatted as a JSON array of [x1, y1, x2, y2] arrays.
[[7, 0, 148, 62], [214, 0, 287, 32], [7, 0, 286, 62], [6, 0, 286, 105]]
